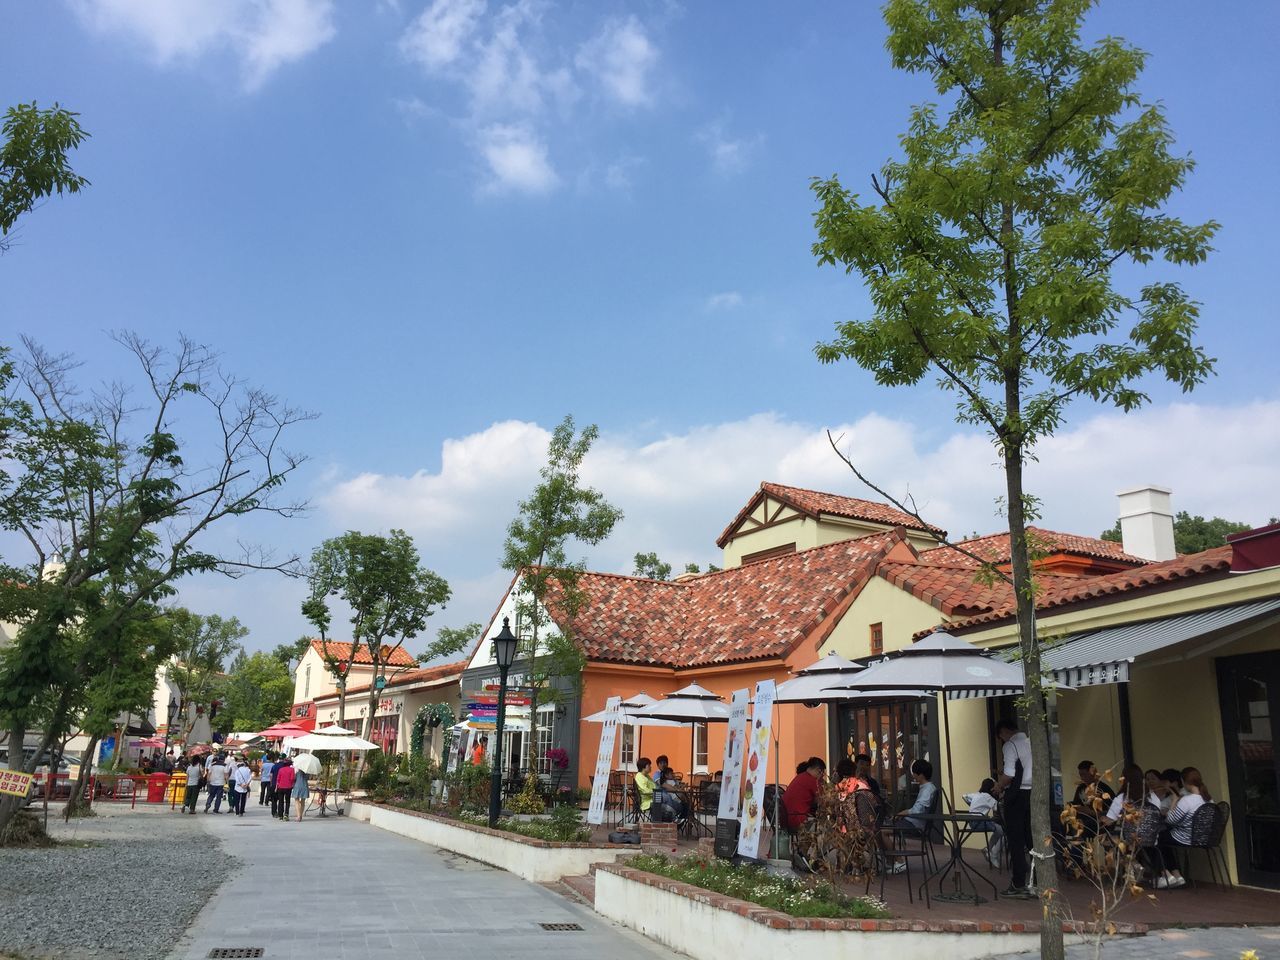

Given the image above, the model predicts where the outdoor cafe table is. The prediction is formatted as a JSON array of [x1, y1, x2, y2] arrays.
[[910, 811, 1001, 905]]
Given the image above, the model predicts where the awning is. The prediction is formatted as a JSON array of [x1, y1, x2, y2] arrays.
[[1035, 598, 1280, 688]]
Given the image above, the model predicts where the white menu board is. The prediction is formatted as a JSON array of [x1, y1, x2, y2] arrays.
[[736, 679, 776, 859], [586, 696, 621, 824]]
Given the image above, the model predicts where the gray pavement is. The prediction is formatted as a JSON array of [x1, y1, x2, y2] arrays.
[[169, 798, 674, 960], [995, 925, 1280, 959]]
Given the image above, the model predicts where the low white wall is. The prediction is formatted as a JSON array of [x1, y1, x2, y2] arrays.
[[594, 869, 1042, 960], [357, 803, 632, 883]]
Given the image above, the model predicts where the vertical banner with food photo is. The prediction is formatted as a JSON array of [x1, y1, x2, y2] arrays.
[[587, 696, 621, 824], [717, 688, 750, 820], [736, 679, 776, 859]]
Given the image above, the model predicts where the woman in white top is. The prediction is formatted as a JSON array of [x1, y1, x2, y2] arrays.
[[1152, 768, 1211, 889]]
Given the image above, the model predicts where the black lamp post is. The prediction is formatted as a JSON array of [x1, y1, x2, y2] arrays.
[[487, 617, 519, 827], [163, 696, 179, 754]]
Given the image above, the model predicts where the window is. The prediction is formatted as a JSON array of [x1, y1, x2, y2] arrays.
[[619, 724, 636, 770], [742, 542, 797, 565], [870, 622, 884, 657], [535, 705, 555, 774], [304, 665, 311, 699], [692, 722, 708, 773]]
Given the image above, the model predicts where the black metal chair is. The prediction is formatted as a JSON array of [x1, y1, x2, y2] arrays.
[[1176, 800, 1231, 887], [873, 794, 932, 908], [626, 784, 652, 825], [1122, 804, 1163, 883]]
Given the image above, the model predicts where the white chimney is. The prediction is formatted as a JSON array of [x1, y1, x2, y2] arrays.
[[1116, 485, 1176, 561]]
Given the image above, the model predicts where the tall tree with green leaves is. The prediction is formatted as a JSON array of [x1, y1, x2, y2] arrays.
[[303, 530, 451, 742], [219, 650, 295, 733], [1, 102, 89, 251], [501, 416, 622, 775], [165, 609, 247, 743], [632, 552, 672, 581], [810, 3, 1215, 952]]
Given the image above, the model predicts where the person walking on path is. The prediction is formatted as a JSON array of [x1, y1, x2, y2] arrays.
[[231, 757, 253, 816], [272, 757, 296, 821], [204, 755, 229, 814], [994, 718, 1034, 898], [293, 766, 310, 822], [258, 753, 275, 806], [183, 757, 203, 814]]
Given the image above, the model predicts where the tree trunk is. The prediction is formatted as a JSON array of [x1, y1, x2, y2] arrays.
[[111, 713, 130, 772], [65, 733, 101, 820], [1002, 410, 1064, 960]]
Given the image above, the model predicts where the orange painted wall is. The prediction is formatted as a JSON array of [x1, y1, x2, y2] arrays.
[[576, 630, 833, 790]]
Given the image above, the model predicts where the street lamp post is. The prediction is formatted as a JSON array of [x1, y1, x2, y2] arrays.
[[163, 696, 179, 755], [487, 617, 519, 828]]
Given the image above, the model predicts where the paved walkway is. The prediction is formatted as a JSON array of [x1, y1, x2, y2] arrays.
[[995, 925, 1280, 959], [169, 799, 672, 960]]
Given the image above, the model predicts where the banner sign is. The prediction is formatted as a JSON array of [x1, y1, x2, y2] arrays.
[[0, 769, 34, 798], [737, 679, 776, 860], [586, 696, 621, 825], [717, 688, 750, 820]]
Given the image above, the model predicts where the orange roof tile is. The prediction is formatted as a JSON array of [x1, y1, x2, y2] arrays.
[[546, 532, 904, 667], [716, 482, 945, 548], [340, 660, 466, 697], [309, 640, 418, 668], [877, 561, 1081, 617], [919, 527, 1147, 568]]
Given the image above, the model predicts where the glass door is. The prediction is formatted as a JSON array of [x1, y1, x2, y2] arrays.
[[1217, 652, 1280, 888]]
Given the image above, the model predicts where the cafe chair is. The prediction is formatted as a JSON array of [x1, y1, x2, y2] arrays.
[[1177, 801, 1232, 888]]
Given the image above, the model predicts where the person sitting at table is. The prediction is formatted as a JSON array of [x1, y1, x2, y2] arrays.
[[652, 755, 686, 821], [1145, 768, 1175, 812], [635, 757, 674, 822], [963, 777, 1004, 868], [1161, 768, 1185, 799], [1152, 768, 1211, 889], [882, 759, 937, 874], [1102, 764, 1147, 828], [834, 757, 869, 798], [1066, 760, 1117, 863], [854, 753, 883, 800], [781, 757, 826, 833]]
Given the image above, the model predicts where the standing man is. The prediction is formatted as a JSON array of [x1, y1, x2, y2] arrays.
[[183, 756, 204, 814], [259, 752, 276, 806], [204, 754, 229, 814], [231, 757, 253, 816], [994, 719, 1034, 898]]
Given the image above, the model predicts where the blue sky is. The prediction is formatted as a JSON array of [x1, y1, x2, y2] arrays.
[[4, 1, 1279, 656]]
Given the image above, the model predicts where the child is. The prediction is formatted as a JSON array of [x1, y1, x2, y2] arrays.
[[963, 777, 1004, 868]]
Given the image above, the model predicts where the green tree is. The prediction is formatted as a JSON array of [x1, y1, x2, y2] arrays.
[[501, 416, 622, 775], [220, 650, 295, 733], [165, 609, 247, 741], [1, 102, 89, 250], [632, 551, 672, 581], [810, 3, 1215, 953], [428, 622, 483, 665], [1101, 512, 1255, 554], [303, 530, 451, 743], [0, 335, 308, 836]]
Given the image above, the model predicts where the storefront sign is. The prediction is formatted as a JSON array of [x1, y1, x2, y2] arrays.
[[717, 688, 750, 821], [737, 679, 776, 860], [587, 696, 621, 825], [0, 769, 34, 798]]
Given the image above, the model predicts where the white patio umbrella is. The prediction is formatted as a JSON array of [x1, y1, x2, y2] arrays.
[[631, 682, 731, 723], [774, 653, 867, 704], [824, 629, 1024, 811], [290, 724, 380, 752], [583, 692, 684, 774], [292, 752, 322, 776]]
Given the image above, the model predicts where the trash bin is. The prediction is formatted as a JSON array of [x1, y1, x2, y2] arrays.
[[147, 772, 170, 803]]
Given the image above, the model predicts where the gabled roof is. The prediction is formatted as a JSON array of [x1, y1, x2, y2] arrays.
[[308, 640, 417, 668], [716, 481, 946, 548], [942, 546, 1233, 634], [918, 527, 1147, 568], [877, 561, 1082, 616], [338, 660, 466, 697], [546, 531, 909, 667]]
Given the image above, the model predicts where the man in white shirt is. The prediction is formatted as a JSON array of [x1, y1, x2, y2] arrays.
[[994, 719, 1034, 898], [204, 756, 229, 813], [231, 758, 253, 816]]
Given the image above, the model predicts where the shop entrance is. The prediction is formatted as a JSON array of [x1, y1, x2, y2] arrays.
[[832, 698, 933, 809], [1217, 651, 1280, 888]]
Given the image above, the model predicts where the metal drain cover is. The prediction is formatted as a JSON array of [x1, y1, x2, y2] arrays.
[[208, 950, 265, 958], [540, 923, 583, 931]]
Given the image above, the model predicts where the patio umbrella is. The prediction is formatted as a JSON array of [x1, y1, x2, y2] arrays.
[[583, 692, 684, 773], [259, 721, 311, 739], [825, 629, 1024, 811], [289, 725, 379, 752], [774, 653, 867, 704], [292, 753, 322, 776], [135, 737, 166, 749], [631, 682, 731, 723]]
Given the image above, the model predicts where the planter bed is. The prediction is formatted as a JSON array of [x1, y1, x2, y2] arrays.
[[592, 862, 1146, 960], [351, 802, 636, 883]]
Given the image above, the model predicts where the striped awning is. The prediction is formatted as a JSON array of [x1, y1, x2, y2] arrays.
[[1033, 598, 1280, 689]]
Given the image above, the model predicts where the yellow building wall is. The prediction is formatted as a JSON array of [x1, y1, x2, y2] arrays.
[[1056, 685, 1126, 785], [820, 575, 946, 658]]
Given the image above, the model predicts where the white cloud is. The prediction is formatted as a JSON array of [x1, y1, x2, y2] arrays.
[[317, 400, 1280, 632], [575, 16, 657, 107], [398, 0, 484, 70], [478, 123, 558, 194], [696, 118, 763, 175], [705, 291, 743, 311], [69, 0, 335, 90]]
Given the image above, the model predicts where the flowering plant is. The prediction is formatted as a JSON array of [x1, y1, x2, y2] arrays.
[[545, 748, 570, 770]]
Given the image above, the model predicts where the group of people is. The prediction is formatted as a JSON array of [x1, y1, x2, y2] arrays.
[[177, 749, 312, 822], [634, 755, 691, 823]]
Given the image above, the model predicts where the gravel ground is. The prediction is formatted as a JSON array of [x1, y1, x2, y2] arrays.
[[0, 805, 233, 960]]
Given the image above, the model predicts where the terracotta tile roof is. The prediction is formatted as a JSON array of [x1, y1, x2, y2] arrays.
[[877, 561, 1081, 617], [716, 481, 945, 548], [919, 528, 1147, 567], [942, 546, 1233, 633], [547, 533, 904, 667], [309, 639, 418, 667], [340, 660, 466, 697]]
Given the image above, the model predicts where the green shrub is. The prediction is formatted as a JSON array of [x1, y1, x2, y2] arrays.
[[628, 854, 891, 920]]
